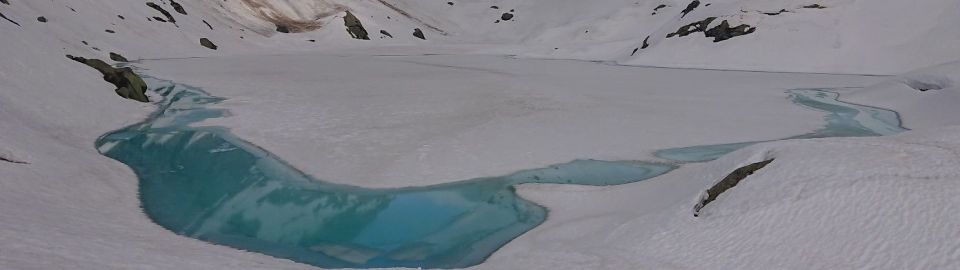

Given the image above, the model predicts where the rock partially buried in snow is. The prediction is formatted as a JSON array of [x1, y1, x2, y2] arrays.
[[343, 11, 369, 40], [65, 55, 149, 102], [199, 38, 217, 50], [694, 159, 774, 216], [109, 52, 129, 62], [413, 28, 425, 40]]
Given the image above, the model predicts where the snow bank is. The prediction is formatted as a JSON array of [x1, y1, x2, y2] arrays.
[[847, 61, 960, 129]]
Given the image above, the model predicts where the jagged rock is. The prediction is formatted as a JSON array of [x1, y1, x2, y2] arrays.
[[146, 2, 175, 24], [413, 28, 425, 40], [641, 36, 651, 49], [343, 11, 369, 40], [704, 20, 756, 42], [693, 159, 774, 216], [37, 16, 47, 23], [681, 0, 700, 18], [380, 29, 393, 38], [199, 38, 217, 50], [66, 55, 149, 102], [666, 17, 756, 42], [501, 13, 514, 21], [170, 0, 187, 15], [109, 52, 129, 62], [666, 17, 716, 38]]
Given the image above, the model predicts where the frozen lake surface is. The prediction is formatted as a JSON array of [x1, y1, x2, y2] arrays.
[[96, 73, 903, 268]]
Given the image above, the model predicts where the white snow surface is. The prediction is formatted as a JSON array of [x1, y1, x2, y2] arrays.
[[2, 0, 960, 269]]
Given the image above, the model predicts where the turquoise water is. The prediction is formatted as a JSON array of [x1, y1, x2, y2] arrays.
[[95, 78, 675, 268], [96, 78, 904, 268], [655, 89, 907, 162]]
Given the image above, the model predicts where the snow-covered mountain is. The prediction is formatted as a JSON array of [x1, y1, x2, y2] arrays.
[[2, 0, 959, 269]]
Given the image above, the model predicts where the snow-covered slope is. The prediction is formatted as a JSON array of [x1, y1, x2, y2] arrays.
[[3, 0, 960, 269]]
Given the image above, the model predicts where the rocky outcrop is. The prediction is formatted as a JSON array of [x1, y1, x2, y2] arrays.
[[66, 55, 149, 102], [0, 0, 8, 5], [693, 159, 774, 217], [704, 20, 756, 42], [199, 38, 217, 50], [681, 0, 700, 18], [343, 11, 369, 40], [170, 0, 187, 15], [667, 17, 716, 38], [666, 17, 756, 42], [413, 28, 425, 40], [146, 2, 176, 24], [109, 52, 129, 62], [380, 30, 393, 38]]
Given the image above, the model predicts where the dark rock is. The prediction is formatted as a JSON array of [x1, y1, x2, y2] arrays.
[[666, 17, 716, 38], [763, 9, 789, 15], [146, 2, 175, 24], [803, 4, 826, 9], [66, 55, 150, 102], [37, 16, 47, 23], [641, 36, 651, 49], [151, 16, 166, 22], [654, 4, 667, 11], [681, 0, 700, 18], [631, 47, 639, 56], [118, 15, 125, 20], [275, 24, 290, 33], [199, 38, 217, 50], [413, 28, 425, 40], [307, 39, 316, 42], [501, 13, 514, 21], [380, 29, 393, 38], [202, 19, 212, 30], [81, 40, 88, 45], [0, 156, 28, 164], [105, 29, 115, 33], [170, 0, 187, 15], [693, 159, 774, 216], [490, 5, 499, 9], [0, 11, 21, 27], [343, 11, 369, 40], [704, 20, 756, 42], [0, 0, 8, 5], [447, 2, 454, 6], [109, 52, 129, 62]]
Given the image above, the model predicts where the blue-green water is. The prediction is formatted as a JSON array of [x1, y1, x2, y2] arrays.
[[95, 78, 675, 268], [96, 78, 904, 269], [655, 89, 907, 162]]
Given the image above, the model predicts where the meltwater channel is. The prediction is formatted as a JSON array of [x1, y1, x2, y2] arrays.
[[96, 77, 904, 268]]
